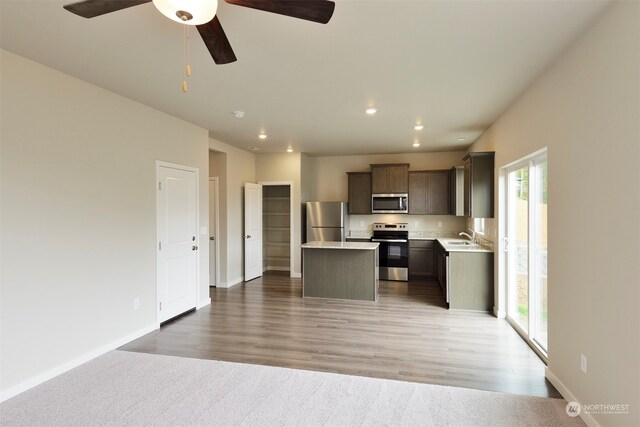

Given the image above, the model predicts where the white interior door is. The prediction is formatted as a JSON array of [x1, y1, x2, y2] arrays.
[[244, 183, 263, 281], [157, 165, 198, 323], [209, 177, 218, 287]]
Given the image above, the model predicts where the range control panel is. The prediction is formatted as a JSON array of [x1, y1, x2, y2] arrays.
[[373, 223, 408, 231]]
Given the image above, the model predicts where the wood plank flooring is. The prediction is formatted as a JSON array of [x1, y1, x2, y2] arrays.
[[120, 271, 561, 398]]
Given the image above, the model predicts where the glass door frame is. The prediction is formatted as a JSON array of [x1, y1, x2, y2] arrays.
[[503, 149, 548, 362]]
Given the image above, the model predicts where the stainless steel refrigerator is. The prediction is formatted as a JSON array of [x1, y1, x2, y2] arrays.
[[306, 201, 349, 242]]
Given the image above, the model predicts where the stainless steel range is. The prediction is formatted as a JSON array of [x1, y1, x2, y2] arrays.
[[372, 223, 409, 281]]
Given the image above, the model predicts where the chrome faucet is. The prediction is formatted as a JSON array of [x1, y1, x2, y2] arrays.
[[459, 230, 476, 244]]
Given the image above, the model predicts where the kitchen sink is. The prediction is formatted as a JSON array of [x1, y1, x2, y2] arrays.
[[446, 241, 473, 245]]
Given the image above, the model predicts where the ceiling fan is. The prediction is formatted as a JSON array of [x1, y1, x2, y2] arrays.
[[62, 0, 336, 65]]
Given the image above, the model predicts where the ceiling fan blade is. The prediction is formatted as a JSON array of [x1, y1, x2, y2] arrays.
[[225, 0, 335, 24], [197, 17, 237, 65], [63, 0, 151, 18]]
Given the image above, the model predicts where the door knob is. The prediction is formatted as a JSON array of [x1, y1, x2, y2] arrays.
[[210, 236, 215, 241], [192, 245, 198, 251], [246, 235, 251, 239]]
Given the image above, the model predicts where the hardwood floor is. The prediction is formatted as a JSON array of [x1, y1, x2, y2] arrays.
[[120, 271, 561, 398]]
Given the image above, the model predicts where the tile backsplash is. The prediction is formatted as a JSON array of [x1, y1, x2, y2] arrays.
[[349, 214, 467, 237]]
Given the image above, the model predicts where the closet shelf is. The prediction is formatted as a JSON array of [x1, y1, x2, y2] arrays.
[[263, 212, 290, 216], [265, 256, 290, 261]]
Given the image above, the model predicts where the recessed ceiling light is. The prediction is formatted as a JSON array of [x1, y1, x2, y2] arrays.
[[258, 133, 267, 140], [232, 111, 245, 118], [414, 124, 424, 131], [366, 108, 377, 115], [412, 141, 420, 147], [286, 147, 294, 153], [457, 136, 466, 141]]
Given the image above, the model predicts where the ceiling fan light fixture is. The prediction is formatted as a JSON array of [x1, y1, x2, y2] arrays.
[[153, 0, 218, 25]]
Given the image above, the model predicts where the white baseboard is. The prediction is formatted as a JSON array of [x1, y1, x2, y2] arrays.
[[0, 323, 158, 403], [493, 307, 506, 318], [266, 266, 290, 272], [545, 368, 601, 427], [291, 272, 301, 278], [217, 276, 243, 288], [197, 297, 211, 309]]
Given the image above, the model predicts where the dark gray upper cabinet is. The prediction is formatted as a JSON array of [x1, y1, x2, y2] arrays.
[[448, 166, 464, 216], [463, 152, 495, 218], [408, 170, 450, 215], [370, 164, 409, 194], [347, 172, 372, 214]]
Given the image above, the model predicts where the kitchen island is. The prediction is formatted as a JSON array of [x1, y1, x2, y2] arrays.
[[301, 241, 379, 301]]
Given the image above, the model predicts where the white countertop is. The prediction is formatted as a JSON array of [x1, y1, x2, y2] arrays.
[[437, 238, 493, 253], [302, 241, 379, 250]]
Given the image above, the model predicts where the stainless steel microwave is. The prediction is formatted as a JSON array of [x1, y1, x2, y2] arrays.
[[371, 194, 408, 213]]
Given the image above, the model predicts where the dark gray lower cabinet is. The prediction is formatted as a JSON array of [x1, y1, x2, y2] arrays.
[[436, 242, 448, 297], [448, 252, 494, 311], [409, 240, 435, 279], [436, 243, 493, 311]]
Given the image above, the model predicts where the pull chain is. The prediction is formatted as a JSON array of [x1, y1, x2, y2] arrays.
[[182, 25, 191, 93]]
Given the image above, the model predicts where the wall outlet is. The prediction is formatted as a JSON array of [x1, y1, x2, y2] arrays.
[[133, 298, 140, 311], [414, 221, 419, 228], [437, 221, 443, 229], [580, 353, 587, 374], [359, 221, 364, 227]]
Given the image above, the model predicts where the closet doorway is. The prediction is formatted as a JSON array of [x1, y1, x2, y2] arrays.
[[261, 182, 293, 275]]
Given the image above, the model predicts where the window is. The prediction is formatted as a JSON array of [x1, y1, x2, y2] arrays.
[[473, 218, 486, 235]]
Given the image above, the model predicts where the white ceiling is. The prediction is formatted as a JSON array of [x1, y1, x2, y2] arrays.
[[1, 0, 610, 156]]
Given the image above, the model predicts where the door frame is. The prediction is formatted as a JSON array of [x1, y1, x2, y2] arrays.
[[155, 160, 200, 324], [209, 177, 220, 287], [500, 147, 548, 362], [259, 181, 294, 276]]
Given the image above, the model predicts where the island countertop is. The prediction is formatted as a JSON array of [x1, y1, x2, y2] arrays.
[[302, 241, 379, 250]]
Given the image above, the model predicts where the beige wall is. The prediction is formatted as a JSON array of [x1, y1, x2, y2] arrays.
[[208, 139, 255, 286], [300, 153, 317, 203], [255, 153, 303, 276], [311, 152, 466, 202], [468, 2, 639, 425], [1, 50, 210, 394]]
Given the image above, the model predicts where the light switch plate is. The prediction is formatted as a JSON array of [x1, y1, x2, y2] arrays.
[[581, 354, 587, 373]]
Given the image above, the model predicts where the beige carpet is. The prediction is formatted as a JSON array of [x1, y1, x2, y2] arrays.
[[0, 350, 584, 426]]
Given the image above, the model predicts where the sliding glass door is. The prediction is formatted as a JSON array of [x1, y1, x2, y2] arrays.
[[506, 152, 548, 356]]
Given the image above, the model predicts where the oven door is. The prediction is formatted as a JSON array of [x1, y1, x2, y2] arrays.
[[373, 238, 408, 266], [373, 240, 408, 281]]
